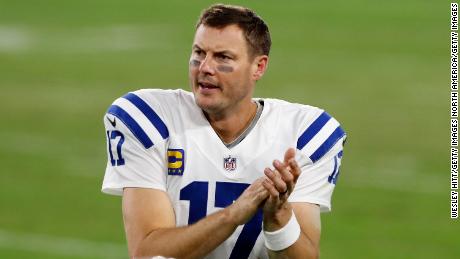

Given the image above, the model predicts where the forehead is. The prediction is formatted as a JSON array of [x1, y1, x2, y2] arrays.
[[193, 24, 248, 54]]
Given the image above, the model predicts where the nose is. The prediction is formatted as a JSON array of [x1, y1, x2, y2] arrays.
[[199, 55, 216, 75]]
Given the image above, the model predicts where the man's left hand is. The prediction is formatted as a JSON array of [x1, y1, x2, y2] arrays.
[[261, 148, 301, 231]]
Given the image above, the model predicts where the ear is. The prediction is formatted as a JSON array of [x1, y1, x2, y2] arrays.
[[251, 55, 269, 81]]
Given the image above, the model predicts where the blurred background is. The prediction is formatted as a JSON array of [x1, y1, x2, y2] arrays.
[[0, 0, 451, 258]]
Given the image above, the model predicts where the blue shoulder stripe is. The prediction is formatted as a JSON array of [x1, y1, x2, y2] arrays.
[[296, 112, 331, 150], [107, 105, 154, 149], [123, 93, 169, 139], [310, 126, 345, 162]]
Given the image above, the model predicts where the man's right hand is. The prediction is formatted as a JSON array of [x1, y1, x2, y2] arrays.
[[226, 177, 270, 225]]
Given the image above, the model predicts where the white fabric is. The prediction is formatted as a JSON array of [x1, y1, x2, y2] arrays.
[[263, 212, 301, 251], [101, 89, 346, 258]]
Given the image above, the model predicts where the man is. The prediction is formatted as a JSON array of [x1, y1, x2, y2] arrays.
[[102, 4, 346, 259]]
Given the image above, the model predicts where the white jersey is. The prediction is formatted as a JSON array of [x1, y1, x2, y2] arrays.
[[102, 89, 346, 259]]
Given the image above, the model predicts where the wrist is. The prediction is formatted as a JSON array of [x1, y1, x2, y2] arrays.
[[223, 203, 243, 227], [263, 203, 292, 231], [263, 211, 301, 251]]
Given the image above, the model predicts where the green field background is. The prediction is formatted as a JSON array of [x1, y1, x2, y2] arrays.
[[0, 0, 453, 258]]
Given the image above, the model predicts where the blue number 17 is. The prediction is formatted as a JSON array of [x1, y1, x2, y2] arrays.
[[180, 181, 263, 259]]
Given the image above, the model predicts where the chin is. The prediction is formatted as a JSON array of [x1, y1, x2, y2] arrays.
[[195, 97, 215, 111], [194, 95, 222, 114]]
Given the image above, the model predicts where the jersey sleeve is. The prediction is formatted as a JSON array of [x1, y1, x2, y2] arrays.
[[101, 90, 171, 196], [289, 109, 346, 212]]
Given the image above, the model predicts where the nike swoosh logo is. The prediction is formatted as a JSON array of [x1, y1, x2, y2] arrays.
[[107, 116, 116, 127]]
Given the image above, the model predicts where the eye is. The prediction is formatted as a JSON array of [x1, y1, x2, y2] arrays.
[[217, 54, 231, 61], [193, 49, 204, 56]]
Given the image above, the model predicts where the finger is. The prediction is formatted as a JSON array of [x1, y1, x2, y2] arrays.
[[254, 178, 272, 194], [288, 158, 301, 183], [273, 160, 293, 182], [255, 188, 269, 202], [251, 177, 266, 188], [264, 168, 287, 193], [264, 176, 274, 185], [262, 178, 280, 197], [273, 160, 294, 194], [247, 178, 270, 204], [264, 168, 286, 191], [283, 148, 296, 165]]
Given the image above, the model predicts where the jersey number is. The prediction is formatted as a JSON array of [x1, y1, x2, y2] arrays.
[[106, 130, 125, 166], [328, 150, 343, 184], [180, 181, 262, 259]]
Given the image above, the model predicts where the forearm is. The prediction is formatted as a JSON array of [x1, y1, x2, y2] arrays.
[[134, 206, 237, 258], [125, 179, 269, 258]]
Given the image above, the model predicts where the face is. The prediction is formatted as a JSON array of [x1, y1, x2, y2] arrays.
[[189, 24, 267, 115]]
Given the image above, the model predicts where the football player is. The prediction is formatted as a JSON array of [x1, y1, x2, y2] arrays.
[[102, 4, 346, 258]]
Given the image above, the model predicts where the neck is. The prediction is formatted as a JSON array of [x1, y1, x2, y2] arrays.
[[205, 100, 258, 144]]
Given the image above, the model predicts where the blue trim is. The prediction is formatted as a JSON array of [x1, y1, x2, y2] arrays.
[[107, 105, 154, 149], [310, 126, 346, 162], [332, 170, 341, 184], [338, 150, 343, 158], [123, 93, 169, 139], [297, 112, 331, 150], [106, 131, 115, 166], [328, 156, 338, 184]]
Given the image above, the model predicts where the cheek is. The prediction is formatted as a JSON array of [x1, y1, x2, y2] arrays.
[[189, 60, 200, 78], [222, 68, 252, 95]]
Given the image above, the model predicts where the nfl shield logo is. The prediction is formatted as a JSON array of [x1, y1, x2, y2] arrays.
[[223, 156, 237, 171]]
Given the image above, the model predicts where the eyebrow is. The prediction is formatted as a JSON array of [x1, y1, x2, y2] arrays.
[[192, 44, 236, 57], [192, 44, 202, 50], [215, 50, 235, 57]]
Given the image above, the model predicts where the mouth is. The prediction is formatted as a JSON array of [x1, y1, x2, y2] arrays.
[[197, 81, 220, 90]]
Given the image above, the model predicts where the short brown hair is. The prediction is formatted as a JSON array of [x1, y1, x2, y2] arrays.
[[196, 4, 271, 57]]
